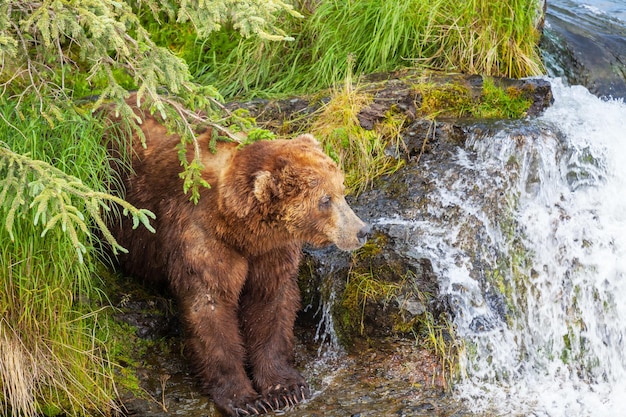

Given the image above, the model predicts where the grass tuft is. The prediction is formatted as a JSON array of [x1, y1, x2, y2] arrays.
[[309, 74, 405, 195]]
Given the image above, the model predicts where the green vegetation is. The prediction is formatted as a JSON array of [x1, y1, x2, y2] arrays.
[[0, 101, 117, 416], [334, 233, 463, 385], [421, 312, 463, 388], [339, 266, 463, 386], [309, 74, 406, 195], [184, 0, 544, 99], [1, 0, 545, 414], [342, 270, 404, 335], [478, 79, 535, 118], [416, 77, 534, 119]]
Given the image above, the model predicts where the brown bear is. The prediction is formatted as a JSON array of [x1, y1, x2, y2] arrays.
[[105, 97, 369, 416]]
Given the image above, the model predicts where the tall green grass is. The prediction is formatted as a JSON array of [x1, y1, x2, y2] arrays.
[[0, 98, 118, 417], [184, 0, 544, 99], [438, 0, 545, 78]]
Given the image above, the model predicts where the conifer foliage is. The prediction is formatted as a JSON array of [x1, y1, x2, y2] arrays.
[[0, 1, 297, 416]]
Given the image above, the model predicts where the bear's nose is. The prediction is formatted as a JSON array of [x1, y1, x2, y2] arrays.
[[357, 224, 371, 245]]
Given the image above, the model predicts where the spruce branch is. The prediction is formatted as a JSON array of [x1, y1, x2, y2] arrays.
[[0, 145, 155, 262], [0, 0, 300, 125], [176, 0, 302, 40]]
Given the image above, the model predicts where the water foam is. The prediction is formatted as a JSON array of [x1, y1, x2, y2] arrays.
[[448, 78, 626, 416]]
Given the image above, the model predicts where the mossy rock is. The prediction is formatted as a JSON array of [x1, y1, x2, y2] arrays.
[[298, 230, 449, 351]]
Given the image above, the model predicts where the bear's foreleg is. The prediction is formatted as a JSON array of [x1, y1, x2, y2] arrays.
[[239, 245, 310, 411], [171, 249, 271, 416]]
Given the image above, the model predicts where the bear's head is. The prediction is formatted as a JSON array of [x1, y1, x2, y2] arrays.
[[220, 134, 369, 251]]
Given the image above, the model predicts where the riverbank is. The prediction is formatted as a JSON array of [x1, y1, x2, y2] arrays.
[[108, 73, 553, 417]]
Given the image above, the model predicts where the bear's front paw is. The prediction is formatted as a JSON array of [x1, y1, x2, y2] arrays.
[[262, 381, 310, 411]]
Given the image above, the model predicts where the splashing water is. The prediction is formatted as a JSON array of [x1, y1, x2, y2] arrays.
[[376, 78, 626, 416], [312, 282, 344, 358], [439, 78, 626, 416]]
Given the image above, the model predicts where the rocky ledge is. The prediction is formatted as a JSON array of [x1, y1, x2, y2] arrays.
[[113, 71, 553, 416]]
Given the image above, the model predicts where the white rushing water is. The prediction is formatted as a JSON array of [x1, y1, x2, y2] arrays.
[[453, 79, 626, 416], [376, 78, 626, 416]]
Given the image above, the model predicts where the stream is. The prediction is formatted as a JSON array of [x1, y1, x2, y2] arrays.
[[351, 0, 626, 414], [437, 79, 626, 415], [372, 77, 626, 416], [542, 0, 626, 98], [446, 1, 626, 415]]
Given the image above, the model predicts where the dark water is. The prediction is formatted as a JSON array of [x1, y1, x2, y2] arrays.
[[543, 0, 626, 98], [568, 0, 626, 21]]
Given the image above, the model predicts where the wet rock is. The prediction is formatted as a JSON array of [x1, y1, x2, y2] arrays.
[[542, 2, 626, 98], [299, 231, 448, 346]]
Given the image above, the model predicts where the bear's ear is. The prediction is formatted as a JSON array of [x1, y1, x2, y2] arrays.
[[253, 170, 276, 204], [293, 133, 322, 149]]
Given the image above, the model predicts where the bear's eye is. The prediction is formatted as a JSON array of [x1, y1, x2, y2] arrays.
[[319, 195, 332, 210]]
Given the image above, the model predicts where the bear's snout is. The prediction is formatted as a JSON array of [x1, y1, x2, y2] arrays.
[[331, 198, 370, 251], [357, 224, 371, 245]]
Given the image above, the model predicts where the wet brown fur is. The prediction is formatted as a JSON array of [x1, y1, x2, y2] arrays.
[[105, 96, 367, 416]]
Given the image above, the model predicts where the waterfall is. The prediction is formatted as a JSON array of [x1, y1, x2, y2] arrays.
[[426, 78, 626, 416]]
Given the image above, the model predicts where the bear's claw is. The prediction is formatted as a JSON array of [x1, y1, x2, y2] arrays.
[[261, 382, 310, 411], [230, 382, 309, 415], [232, 398, 277, 416], [232, 399, 268, 416]]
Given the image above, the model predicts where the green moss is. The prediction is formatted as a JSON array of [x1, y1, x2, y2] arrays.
[[102, 318, 144, 391], [38, 403, 63, 417], [94, 268, 179, 398], [354, 233, 389, 259], [484, 192, 536, 328], [414, 77, 534, 120], [417, 83, 474, 118], [476, 78, 533, 119]]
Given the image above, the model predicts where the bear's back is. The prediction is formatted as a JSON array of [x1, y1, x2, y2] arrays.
[[107, 108, 239, 284]]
